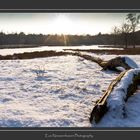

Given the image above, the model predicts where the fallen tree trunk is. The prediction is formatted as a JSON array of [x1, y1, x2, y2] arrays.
[[89, 70, 127, 123], [0, 50, 138, 72], [72, 52, 103, 65], [71, 52, 138, 72], [90, 69, 140, 123]]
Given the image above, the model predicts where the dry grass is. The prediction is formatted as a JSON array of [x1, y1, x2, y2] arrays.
[[0, 50, 71, 60], [0, 47, 140, 60], [65, 48, 140, 55]]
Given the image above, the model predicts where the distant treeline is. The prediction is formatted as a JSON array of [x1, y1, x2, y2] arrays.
[[1, 31, 140, 46]]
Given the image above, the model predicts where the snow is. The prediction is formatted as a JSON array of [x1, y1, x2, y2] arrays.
[[0, 45, 123, 56], [116, 67, 126, 72], [107, 70, 135, 114], [94, 89, 140, 127], [77, 51, 139, 69], [89, 53, 140, 72], [0, 48, 140, 127], [94, 69, 140, 127], [0, 55, 117, 127], [123, 56, 139, 68]]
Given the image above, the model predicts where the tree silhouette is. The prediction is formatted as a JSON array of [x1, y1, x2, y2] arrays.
[[126, 13, 140, 48], [112, 26, 121, 46], [121, 23, 131, 48]]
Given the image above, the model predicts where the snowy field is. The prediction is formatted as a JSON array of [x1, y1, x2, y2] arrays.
[[0, 45, 122, 56], [94, 70, 140, 127], [0, 55, 118, 127], [0, 52, 140, 127]]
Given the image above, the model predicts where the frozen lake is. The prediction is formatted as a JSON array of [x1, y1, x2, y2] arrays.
[[0, 45, 122, 56]]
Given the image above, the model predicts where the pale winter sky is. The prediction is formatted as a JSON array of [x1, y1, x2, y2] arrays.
[[0, 13, 131, 35]]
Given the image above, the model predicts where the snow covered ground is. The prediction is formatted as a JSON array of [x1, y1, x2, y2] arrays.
[[94, 85, 140, 127], [0, 51, 140, 127], [94, 69, 140, 127], [83, 53, 140, 127], [0, 55, 118, 127]]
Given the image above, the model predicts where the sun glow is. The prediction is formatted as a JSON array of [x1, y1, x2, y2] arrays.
[[45, 14, 112, 35], [47, 15, 78, 35], [0, 13, 126, 35]]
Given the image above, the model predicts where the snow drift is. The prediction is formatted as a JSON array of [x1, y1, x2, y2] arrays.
[[93, 68, 140, 127]]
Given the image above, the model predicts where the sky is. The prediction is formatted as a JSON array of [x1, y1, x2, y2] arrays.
[[0, 13, 130, 35]]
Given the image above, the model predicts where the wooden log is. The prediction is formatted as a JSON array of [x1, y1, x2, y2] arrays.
[[89, 70, 128, 123], [126, 72, 140, 101], [71, 52, 133, 72], [90, 69, 140, 124], [71, 52, 103, 65], [100, 56, 131, 71], [0, 50, 136, 72]]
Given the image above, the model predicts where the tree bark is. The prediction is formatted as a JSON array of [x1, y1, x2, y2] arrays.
[[90, 69, 140, 124], [72, 52, 131, 72], [89, 71, 127, 123]]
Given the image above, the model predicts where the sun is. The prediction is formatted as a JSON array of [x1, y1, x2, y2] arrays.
[[48, 14, 77, 35]]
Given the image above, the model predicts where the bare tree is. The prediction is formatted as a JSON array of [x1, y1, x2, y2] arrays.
[[121, 23, 131, 48], [112, 26, 121, 46], [126, 13, 140, 48]]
